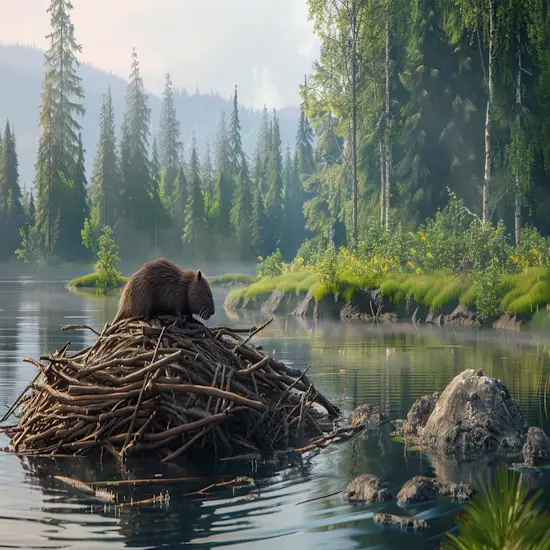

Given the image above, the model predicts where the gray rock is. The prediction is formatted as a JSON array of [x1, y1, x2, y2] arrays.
[[291, 294, 316, 318], [403, 393, 439, 439], [442, 304, 480, 328], [348, 404, 391, 429], [421, 369, 527, 455], [373, 513, 427, 531], [397, 476, 439, 505], [522, 426, 550, 467], [438, 482, 474, 501], [343, 474, 392, 503], [493, 314, 522, 331]]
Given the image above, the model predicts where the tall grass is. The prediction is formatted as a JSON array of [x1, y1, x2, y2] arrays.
[[444, 468, 550, 550], [68, 272, 127, 289], [208, 273, 256, 286]]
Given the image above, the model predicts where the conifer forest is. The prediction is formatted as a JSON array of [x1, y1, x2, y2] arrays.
[[1, 0, 550, 288]]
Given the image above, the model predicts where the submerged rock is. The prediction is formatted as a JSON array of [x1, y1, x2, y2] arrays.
[[373, 513, 427, 531], [397, 476, 439, 506], [438, 482, 474, 501], [343, 474, 392, 503], [402, 393, 439, 439], [397, 476, 474, 506], [522, 427, 550, 467], [348, 404, 391, 429], [421, 369, 527, 455]]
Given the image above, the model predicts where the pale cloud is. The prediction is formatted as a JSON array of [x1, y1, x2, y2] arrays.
[[0, 0, 320, 108]]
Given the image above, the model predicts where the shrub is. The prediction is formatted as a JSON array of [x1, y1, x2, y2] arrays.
[[257, 249, 283, 278]]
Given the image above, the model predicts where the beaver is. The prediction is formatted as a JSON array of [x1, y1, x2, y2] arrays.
[[111, 258, 215, 324]]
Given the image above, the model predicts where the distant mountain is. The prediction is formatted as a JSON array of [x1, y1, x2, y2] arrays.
[[0, 44, 300, 188]]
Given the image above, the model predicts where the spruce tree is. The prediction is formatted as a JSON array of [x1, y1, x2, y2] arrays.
[[202, 138, 215, 194], [214, 110, 231, 176], [151, 138, 161, 194], [214, 170, 234, 237], [251, 186, 266, 258], [182, 135, 205, 258], [296, 102, 315, 176], [119, 48, 152, 233], [0, 122, 24, 259], [231, 152, 253, 258], [281, 150, 305, 260], [229, 85, 243, 178], [159, 72, 181, 196], [34, 0, 84, 260], [265, 109, 283, 252], [171, 166, 188, 225], [28, 189, 36, 228], [91, 88, 118, 230], [62, 133, 89, 259]]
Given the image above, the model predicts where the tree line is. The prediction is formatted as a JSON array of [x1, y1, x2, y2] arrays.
[[2, 0, 550, 266]]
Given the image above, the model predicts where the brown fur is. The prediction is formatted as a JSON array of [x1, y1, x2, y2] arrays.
[[112, 258, 215, 324]]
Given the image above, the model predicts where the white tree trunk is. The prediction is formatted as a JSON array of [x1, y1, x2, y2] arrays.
[[514, 25, 522, 247], [384, 8, 391, 231], [482, 0, 495, 225]]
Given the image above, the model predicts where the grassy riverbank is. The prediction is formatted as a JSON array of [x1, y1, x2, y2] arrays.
[[227, 267, 550, 320], [67, 272, 128, 289]]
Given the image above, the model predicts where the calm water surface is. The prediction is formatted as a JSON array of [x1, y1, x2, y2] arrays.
[[1, 274, 550, 550]]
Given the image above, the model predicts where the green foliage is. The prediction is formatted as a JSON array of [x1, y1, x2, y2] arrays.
[[229, 85, 243, 178], [257, 249, 284, 278], [95, 225, 121, 290], [81, 218, 95, 252], [444, 468, 550, 550]]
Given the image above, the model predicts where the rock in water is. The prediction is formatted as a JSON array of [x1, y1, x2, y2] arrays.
[[421, 369, 527, 455], [397, 476, 439, 506], [373, 513, 427, 531], [343, 474, 392, 503], [402, 393, 439, 439], [348, 404, 391, 429], [522, 427, 550, 467]]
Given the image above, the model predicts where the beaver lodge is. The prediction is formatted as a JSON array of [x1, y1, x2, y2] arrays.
[[2, 317, 341, 463]]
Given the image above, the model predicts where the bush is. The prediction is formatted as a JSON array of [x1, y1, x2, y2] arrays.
[[96, 226, 121, 291], [257, 249, 284, 278]]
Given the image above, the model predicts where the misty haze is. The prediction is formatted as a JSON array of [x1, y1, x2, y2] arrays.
[[1, 1, 550, 549]]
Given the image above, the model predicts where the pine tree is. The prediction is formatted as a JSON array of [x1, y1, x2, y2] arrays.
[[296, 100, 315, 176], [28, 189, 36, 228], [229, 85, 243, 178], [202, 138, 215, 194], [67, 133, 89, 258], [214, 170, 234, 237], [182, 135, 205, 258], [231, 152, 253, 259], [91, 88, 118, 230], [170, 166, 187, 225], [151, 138, 161, 194], [119, 48, 152, 233], [159, 72, 181, 196], [265, 109, 284, 252], [214, 110, 231, 175], [251, 186, 266, 258], [150, 138, 166, 251], [34, 0, 84, 260], [0, 122, 24, 259]]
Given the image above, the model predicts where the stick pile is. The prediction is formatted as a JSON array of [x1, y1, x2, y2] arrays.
[[3, 317, 340, 462]]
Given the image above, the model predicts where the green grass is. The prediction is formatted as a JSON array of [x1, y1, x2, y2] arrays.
[[500, 267, 550, 315], [227, 271, 317, 303], [208, 273, 256, 286], [67, 272, 128, 289], [225, 266, 550, 320]]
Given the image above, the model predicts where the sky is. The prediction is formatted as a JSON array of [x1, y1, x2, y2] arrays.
[[0, 0, 320, 108]]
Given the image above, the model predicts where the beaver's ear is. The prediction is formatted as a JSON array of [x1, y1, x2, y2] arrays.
[[197, 270, 203, 281]]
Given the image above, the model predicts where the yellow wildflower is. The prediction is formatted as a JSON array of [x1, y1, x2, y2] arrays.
[[426, 252, 433, 259]]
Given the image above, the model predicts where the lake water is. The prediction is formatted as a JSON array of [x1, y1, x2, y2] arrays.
[[1, 274, 550, 549]]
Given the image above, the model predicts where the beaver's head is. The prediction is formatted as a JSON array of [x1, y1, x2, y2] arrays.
[[188, 270, 215, 320]]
